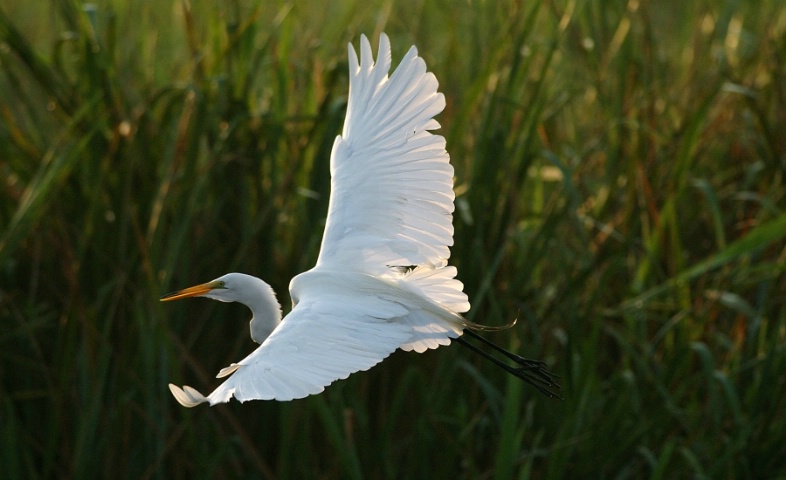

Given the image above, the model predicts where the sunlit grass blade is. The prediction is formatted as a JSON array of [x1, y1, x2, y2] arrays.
[[621, 215, 786, 310]]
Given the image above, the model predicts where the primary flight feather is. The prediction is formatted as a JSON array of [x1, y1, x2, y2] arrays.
[[162, 33, 559, 407]]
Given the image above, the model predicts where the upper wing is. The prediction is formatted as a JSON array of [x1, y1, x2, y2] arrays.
[[316, 33, 455, 273], [168, 277, 414, 406]]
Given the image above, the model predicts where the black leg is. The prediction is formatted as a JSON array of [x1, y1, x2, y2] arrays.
[[456, 331, 562, 399]]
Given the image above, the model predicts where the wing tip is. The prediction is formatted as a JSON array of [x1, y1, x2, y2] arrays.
[[360, 33, 373, 70], [217, 363, 242, 378], [168, 383, 209, 408]]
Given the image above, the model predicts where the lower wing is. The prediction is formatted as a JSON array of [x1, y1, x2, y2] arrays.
[[170, 278, 417, 406]]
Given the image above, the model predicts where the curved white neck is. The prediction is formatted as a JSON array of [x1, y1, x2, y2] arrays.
[[245, 281, 282, 344]]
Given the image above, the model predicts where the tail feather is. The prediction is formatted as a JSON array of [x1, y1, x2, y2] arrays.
[[395, 265, 515, 352], [403, 265, 469, 313]]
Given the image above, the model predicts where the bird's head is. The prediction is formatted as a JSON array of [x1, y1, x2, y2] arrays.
[[160, 272, 263, 304]]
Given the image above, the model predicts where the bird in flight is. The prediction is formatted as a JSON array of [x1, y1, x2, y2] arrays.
[[162, 33, 560, 407]]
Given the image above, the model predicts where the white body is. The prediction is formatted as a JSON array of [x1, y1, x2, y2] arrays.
[[167, 33, 473, 407]]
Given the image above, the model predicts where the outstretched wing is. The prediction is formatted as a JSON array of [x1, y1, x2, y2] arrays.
[[169, 278, 415, 406], [316, 33, 455, 273]]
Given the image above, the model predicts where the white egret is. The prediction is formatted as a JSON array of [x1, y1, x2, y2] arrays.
[[162, 33, 560, 407]]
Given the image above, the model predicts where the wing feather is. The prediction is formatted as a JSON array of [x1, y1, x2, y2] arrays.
[[317, 33, 455, 273]]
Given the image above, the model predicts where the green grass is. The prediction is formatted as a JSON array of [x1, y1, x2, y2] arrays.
[[2, 0, 786, 478]]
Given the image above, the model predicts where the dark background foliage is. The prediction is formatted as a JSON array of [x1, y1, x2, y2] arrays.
[[2, 0, 785, 478]]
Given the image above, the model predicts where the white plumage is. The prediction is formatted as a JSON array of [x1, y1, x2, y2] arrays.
[[163, 33, 475, 406], [317, 34, 455, 273]]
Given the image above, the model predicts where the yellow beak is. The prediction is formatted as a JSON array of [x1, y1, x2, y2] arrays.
[[160, 281, 222, 302]]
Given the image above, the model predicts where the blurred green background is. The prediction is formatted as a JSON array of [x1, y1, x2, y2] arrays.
[[2, 0, 786, 478]]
